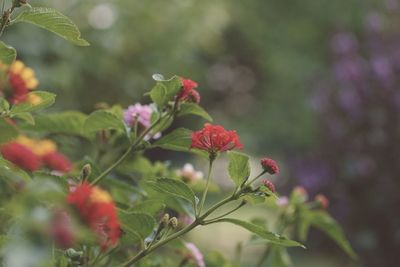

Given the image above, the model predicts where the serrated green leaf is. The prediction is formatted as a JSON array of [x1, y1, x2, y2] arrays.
[[84, 110, 126, 135], [21, 111, 88, 137], [227, 151, 250, 186], [216, 218, 305, 248], [10, 91, 56, 115], [178, 102, 212, 121], [145, 178, 197, 208], [0, 41, 16, 64], [118, 211, 156, 243], [0, 118, 18, 144], [152, 128, 207, 158], [149, 76, 182, 108], [308, 211, 357, 259], [14, 7, 89, 46]]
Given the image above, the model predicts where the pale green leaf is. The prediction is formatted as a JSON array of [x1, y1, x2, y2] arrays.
[[149, 75, 182, 108], [0, 41, 16, 64], [178, 102, 212, 121], [10, 91, 56, 114], [216, 218, 305, 248], [14, 7, 89, 46], [0, 118, 18, 144], [84, 110, 126, 135], [228, 151, 250, 186], [118, 211, 156, 242]]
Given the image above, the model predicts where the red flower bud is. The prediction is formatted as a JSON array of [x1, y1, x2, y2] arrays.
[[315, 194, 329, 209], [177, 78, 201, 104], [262, 179, 276, 193], [260, 158, 279, 174]]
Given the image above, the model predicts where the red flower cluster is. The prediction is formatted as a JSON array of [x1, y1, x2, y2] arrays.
[[191, 123, 243, 156], [0, 135, 72, 172], [1, 60, 41, 104], [67, 183, 121, 250], [177, 78, 200, 104], [260, 158, 279, 175], [262, 179, 276, 193]]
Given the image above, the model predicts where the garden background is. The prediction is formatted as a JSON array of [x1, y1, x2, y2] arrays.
[[4, 0, 399, 266]]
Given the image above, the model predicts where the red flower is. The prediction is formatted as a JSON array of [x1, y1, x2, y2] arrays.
[[177, 78, 201, 103], [0, 142, 42, 171], [67, 183, 121, 249], [315, 194, 329, 209], [260, 158, 279, 174], [262, 179, 276, 193], [191, 123, 243, 156], [42, 152, 72, 173]]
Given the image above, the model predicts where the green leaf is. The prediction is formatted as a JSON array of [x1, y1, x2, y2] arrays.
[[149, 75, 182, 108], [216, 218, 305, 248], [268, 246, 293, 267], [84, 110, 126, 135], [145, 178, 197, 208], [10, 91, 56, 115], [178, 102, 212, 121], [227, 151, 250, 186], [0, 98, 10, 112], [13, 112, 35, 125], [308, 211, 357, 259], [152, 128, 207, 158], [0, 118, 18, 144], [14, 7, 89, 46], [0, 41, 16, 64], [0, 156, 31, 182], [21, 111, 88, 137], [118, 211, 156, 242], [128, 200, 166, 217]]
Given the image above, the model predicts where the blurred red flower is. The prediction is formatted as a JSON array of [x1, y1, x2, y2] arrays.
[[67, 183, 121, 250], [0, 142, 42, 171], [42, 152, 72, 173]]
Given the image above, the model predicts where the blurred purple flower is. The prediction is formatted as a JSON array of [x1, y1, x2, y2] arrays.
[[123, 103, 161, 140], [185, 242, 205, 267], [331, 32, 358, 55]]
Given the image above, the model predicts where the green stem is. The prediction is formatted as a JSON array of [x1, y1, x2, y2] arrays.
[[204, 200, 246, 224], [246, 171, 267, 186], [198, 159, 214, 216], [90, 114, 164, 186]]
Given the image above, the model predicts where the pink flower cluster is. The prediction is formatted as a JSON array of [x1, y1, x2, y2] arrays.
[[123, 103, 161, 140]]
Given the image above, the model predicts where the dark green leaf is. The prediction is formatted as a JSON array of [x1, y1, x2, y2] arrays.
[[0, 41, 16, 64], [14, 8, 89, 46], [227, 151, 250, 186], [308, 211, 357, 259], [0, 118, 18, 144], [145, 178, 197, 208], [178, 102, 212, 121], [10, 91, 56, 114], [84, 110, 126, 135], [149, 75, 182, 108], [216, 218, 305, 248]]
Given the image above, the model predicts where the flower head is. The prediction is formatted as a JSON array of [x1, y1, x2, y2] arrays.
[[67, 182, 121, 249], [177, 78, 200, 103], [123, 103, 161, 140], [191, 123, 243, 157], [293, 186, 309, 201], [177, 163, 203, 183], [8, 60, 39, 104], [315, 194, 329, 209], [260, 158, 279, 175], [0, 142, 42, 171], [42, 152, 72, 173], [262, 179, 276, 193], [184, 242, 205, 267]]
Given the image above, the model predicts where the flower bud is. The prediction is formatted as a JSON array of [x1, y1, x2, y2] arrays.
[[262, 179, 276, 193], [160, 213, 170, 228], [315, 194, 329, 209], [293, 186, 308, 201], [81, 164, 92, 180], [65, 248, 83, 261], [260, 158, 279, 175], [169, 217, 179, 229]]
